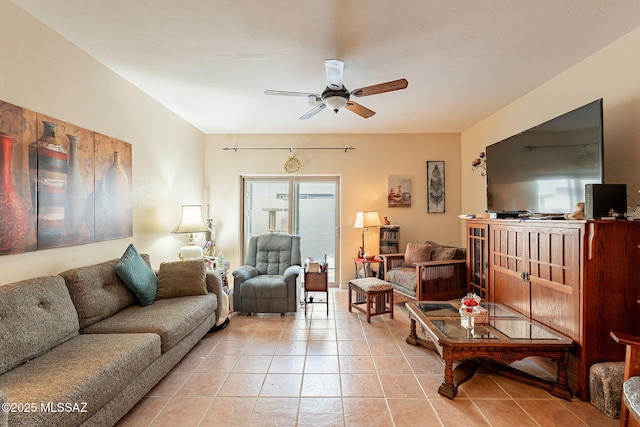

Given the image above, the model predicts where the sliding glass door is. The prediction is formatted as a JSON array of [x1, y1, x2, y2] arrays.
[[242, 176, 340, 285]]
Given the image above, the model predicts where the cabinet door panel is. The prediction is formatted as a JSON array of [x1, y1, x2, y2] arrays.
[[489, 224, 527, 314], [527, 226, 581, 341]]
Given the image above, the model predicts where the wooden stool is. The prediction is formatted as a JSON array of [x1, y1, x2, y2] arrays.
[[348, 278, 394, 323]]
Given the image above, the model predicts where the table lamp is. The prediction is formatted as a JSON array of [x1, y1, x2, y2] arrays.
[[172, 205, 210, 260], [353, 211, 382, 257]]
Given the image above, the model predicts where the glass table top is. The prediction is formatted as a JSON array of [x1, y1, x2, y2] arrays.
[[411, 301, 570, 342]]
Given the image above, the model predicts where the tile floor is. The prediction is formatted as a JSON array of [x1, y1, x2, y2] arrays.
[[116, 289, 617, 427]]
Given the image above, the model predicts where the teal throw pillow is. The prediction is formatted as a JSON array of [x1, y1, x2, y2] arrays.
[[115, 244, 158, 306]]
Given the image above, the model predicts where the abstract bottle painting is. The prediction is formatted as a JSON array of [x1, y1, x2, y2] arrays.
[[0, 100, 132, 255]]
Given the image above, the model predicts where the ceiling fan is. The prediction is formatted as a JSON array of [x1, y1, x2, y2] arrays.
[[265, 59, 408, 120]]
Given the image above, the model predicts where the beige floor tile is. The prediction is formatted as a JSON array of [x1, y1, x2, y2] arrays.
[[429, 397, 491, 426], [250, 397, 299, 427], [149, 396, 212, 427], [379, 374, 427, 398], [260, 373, 303, 397], [218, 373, 266, 397], [116, 396, 170, 427], [199, 397, 256, 427], [340, 374, 384, 397], [387, 398, 442, 427], [232, 355, 273, 373], [339, 354, 376, 373], [342, 397, 393, 427], [269, 355, 306, 373], [301, 373, 342, 397], [195, 354, 238, 373], [337, 340, 371, 356], [297, 397, 344, 427], [176, 372, 228, 397], [305, 355, 339, 373], [274, 340, 308, 355], [473, 399, 539, 427], [147, 372, 191, 396], [306, 340, 338, 355], [372, 355, 413, 374], [458, 373, 510, 399], [517, 398, 596, 426]]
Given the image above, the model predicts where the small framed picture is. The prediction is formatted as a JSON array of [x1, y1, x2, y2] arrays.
[[427, 161, 445, 213]]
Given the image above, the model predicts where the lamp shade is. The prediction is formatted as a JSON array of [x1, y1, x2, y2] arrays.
[[172, 205, 209, 234], [353, 211, 383, 229]]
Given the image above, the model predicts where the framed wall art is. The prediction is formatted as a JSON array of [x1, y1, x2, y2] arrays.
[[427, 161, 445, 213], [0, 99, 132, 256], [388, 176, 411, 208]]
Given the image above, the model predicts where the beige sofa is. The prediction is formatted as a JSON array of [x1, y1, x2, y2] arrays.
[[0, 254, 224, 427]]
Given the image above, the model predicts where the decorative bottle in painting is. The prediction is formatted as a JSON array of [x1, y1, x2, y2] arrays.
[[0, 133, 30, 251], [105, 150, 129, 236], [65, 134, 87, 237], [29, 121, 68, 248]]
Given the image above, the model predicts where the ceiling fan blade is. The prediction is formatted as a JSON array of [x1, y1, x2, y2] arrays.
[[299, 104, 326, 120], [345, 101, 376, 118], [265, 90, 320, 97], [324, 59, 344, 90], [350, 78, 408, 97]]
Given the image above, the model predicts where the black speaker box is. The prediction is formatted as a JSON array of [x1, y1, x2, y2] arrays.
[[584, 184, 627, 219]]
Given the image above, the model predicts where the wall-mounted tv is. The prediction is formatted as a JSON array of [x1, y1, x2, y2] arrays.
[[486, 99, 603, 215]]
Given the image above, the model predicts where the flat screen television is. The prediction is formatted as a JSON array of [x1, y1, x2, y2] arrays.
[[486, 99, 603, 215]]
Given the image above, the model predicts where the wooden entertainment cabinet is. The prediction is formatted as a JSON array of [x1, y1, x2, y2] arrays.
[[465, 218, 640, 401]]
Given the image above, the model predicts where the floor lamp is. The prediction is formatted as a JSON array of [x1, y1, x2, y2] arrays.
[[353, 211, 382, 257]]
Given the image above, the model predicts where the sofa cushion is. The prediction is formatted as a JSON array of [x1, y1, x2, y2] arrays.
[[116, 244, 158, 306], [0, 276, 79, 375], [404, 243, 432, 267], [156, 259, 208, 299], [425, 240, 466, 261], [385, 267, 417, 294], [81, 293, 217, 353], [0, 333, 160, 427], [60, 256, 152, 330]]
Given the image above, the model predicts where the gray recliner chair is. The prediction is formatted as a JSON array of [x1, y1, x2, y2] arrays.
[[232, 233, 301, 314]]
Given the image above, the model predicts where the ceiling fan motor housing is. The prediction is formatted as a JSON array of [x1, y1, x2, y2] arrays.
[[322, 86, 350, 112]]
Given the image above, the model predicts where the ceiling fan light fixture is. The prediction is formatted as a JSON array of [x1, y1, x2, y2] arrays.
[[324, 95, 348, 113]]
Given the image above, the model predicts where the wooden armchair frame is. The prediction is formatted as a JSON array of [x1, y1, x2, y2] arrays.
[[611, 331, 640, 427], [380, 253, 466, 301]]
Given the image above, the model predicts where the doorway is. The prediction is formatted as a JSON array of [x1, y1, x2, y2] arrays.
[[241, 176, 340, 285]]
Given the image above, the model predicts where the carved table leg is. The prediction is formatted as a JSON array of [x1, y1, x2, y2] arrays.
[[438, 347, 459, 399], [406, 317, 418, 345], [550, 352, 572, 400]]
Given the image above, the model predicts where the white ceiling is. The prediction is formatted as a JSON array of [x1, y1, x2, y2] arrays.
[[11, 0, 640, 134]]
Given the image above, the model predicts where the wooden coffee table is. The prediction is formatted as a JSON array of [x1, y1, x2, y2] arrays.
[[405, 301, 573, 400]]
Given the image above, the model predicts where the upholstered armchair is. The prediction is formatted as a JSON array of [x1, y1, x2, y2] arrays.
[[232, 233, 301, 314], [380, 241, 466, 301]]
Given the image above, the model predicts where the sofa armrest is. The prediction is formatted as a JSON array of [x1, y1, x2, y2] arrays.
[[379, 253, 405, 273], [414, 259, 466, 301], [206, 270, 225, 324], [0, 390, 7, 427]]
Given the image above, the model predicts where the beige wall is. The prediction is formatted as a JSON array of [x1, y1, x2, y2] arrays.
[[204, 133, 461, 286], [0, 1, 205, 284], [461, 26, 640, 240]]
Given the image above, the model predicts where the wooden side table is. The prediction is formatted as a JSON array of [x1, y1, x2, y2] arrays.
[[353, 257, 382, 278], [304, 271, 328, 315]]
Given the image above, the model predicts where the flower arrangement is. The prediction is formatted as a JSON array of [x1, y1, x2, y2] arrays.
[[461, 293, 481, 313], [471, 151, 486, 176]]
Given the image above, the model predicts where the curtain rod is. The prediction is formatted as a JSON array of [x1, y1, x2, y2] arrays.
[[222, 147, 355, 153]]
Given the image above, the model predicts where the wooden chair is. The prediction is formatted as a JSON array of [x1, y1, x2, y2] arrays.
[[611, 331, 640, 427]]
